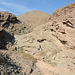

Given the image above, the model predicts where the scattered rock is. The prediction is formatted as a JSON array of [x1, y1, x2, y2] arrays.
[[0, 52, 24, 75]]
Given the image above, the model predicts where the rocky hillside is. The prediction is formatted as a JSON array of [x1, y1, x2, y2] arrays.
[[18, 10, 51, 29], [0, 11, 32, 35], [0, 2, 75, 75], [52, 2, 75, 20]]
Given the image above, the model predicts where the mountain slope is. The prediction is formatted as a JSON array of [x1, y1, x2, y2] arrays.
[[14, 3, 75, 75], [18, 10, 51, 29], [0, 2, 75, 75]]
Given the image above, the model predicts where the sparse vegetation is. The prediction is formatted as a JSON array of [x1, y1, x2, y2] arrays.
[[47, 60, 57, 67], [13, 47, 23, 53], [38, 51, 47, 56], [13, 47, 37, 63], [22, 53, 37, 63]]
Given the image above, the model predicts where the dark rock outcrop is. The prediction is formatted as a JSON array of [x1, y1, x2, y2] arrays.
[[0, 11, 32, 35], [0, 12, 18, 28], [0, 26, 13, 49], [0, 52, 24, 75]]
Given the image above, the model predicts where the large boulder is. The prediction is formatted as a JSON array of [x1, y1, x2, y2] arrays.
[[0, 12, 17, 49], [0, 11, 17, 28]]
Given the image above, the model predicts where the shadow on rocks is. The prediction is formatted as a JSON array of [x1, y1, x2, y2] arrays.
[[0, 30, 14, 50], [0, 52, 25, 75]]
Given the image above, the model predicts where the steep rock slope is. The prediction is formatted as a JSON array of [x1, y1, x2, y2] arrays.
[[0, 11, 32, 49], [49, 2, 75, 49], [51, 2, 75, 21]]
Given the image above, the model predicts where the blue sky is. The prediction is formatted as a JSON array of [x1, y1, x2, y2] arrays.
[[0, 0, 75, 16]]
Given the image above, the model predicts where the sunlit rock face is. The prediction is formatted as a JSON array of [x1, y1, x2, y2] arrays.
[[0, 2, 75, 75]]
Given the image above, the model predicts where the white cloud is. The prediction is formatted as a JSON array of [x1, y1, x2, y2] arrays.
[[0, 0, 37, 15], [0, 1, 29, 11]]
